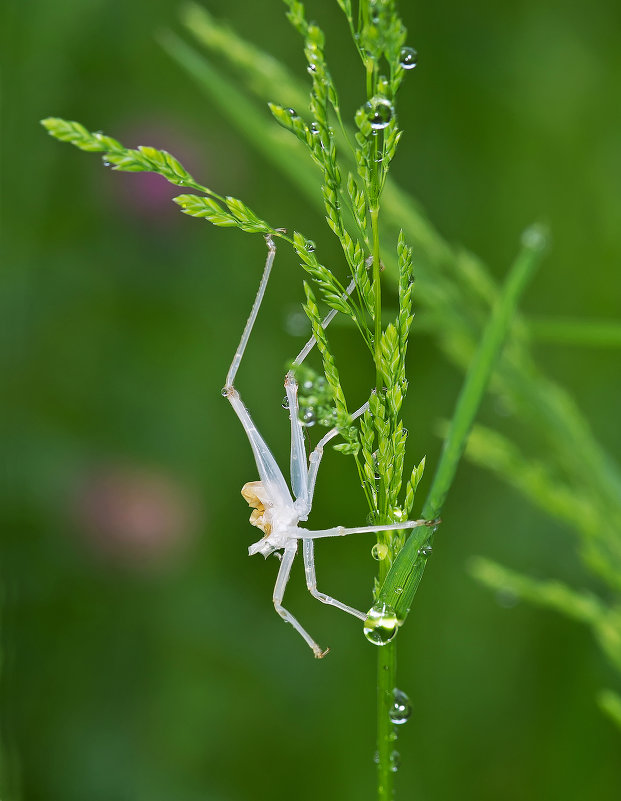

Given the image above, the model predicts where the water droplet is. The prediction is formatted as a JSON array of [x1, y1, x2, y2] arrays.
[[286, 107, 299, 119], [390, 750, 400, 772], [309, 122, 321, 136], [521, 223, 548, 251], [220, 386, 229, 397], [390, 689, 412, 724], [282, 396, 290, 409], [365, 97, 394, 130], [366, 510, 380, 526], [371, 543, 388, 561], [391, 507, 406, 522], [103, 160, 111, 167], [401, 428, 408, 439], [302, 379, 314, 391], [286, 312, 309, 336], [418, 543, 432, 557], [363, 602, 399, 646], [399, 46, 418, 70], [307, 63, 317, 75], [304, 239, 316, 253], [302, 408, 316, 427]]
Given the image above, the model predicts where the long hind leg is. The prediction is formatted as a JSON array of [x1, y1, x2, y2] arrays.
[[273, 541, 329, 658], [221, 235, 293, 506], [302, 538, 366, 620]]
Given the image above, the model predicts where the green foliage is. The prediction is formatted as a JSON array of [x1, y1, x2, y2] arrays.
[[41, 3, 621, 798], [42, 116, 277, 237], [174, 194, 272, 234], [470, 556, 621, 731], [43, 117, 194, 185]]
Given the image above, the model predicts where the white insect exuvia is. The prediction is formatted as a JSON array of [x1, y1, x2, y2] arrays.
[[221, 235, 432, 657]]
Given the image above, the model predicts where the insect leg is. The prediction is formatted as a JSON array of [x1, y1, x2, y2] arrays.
[[306, 398, 370, 507], [225, 235, 276, 389], [284, 369, 309, 508], [273, 541, 328, 658], [302, 538, 366, 620], [291, 278, 356, 368], [222, 236, 293, 505], [299, 518, 437, 539], [285, 279, 358, 508]]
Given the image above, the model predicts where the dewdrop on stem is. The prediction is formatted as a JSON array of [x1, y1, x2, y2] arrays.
[[363, 602, 399, 645], [389, 688, 412, 725]]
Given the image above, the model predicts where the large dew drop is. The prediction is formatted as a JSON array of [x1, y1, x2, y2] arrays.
[[399, 47, 418, 70], [302, 408, 317, 427], [365, 97, 394, 130], [371, 543, 388, 561], [363, 602, 399, 645], [389, 688, 412, 724]]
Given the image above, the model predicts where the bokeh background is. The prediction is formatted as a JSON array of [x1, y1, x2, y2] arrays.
[[3, 1, 621, 799]]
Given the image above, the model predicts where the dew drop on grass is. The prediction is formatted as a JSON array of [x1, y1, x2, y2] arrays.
[[302, 408, 316, 427], [418, 543, 433, 557], [371, 543, 388, 561], [365, 97, 394, 130], [399, 47, 418, 70], [390, 689, 412, 724], [304, 239, 316, 253], [282, 396, 290, 409], [363, 602, 399, 645], [390, 750, 400, 772], [521, 223, 548, 251], [286, 108, 300, 119]]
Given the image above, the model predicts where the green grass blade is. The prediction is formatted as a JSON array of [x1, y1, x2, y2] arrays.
[[380, 230, 546, 618], [469, 556, 606, 625], [159, 31, 319, 201], [528, 316, 621, 348]]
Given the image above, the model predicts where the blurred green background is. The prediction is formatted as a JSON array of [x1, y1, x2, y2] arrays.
[[3, 1, 621, 799]]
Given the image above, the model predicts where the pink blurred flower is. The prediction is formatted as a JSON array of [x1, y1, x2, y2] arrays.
[[73, 462, 201, 570]]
